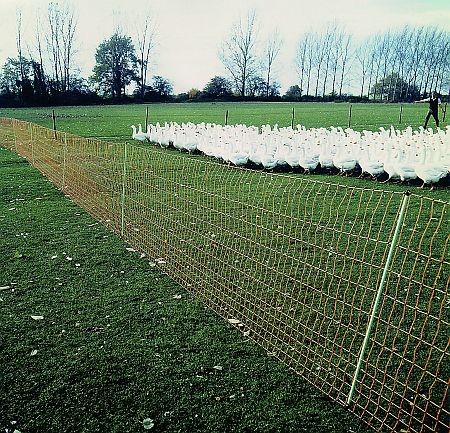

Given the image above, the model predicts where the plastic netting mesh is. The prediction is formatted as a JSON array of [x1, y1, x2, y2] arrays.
[[1, 118, 448, 433]]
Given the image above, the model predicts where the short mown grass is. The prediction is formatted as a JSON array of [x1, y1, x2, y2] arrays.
[[0, 146, 375, 433], [1, 103, 448, 433], [1, 101, 446, 143]]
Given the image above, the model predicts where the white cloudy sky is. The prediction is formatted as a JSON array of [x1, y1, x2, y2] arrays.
[[0, 0, 449, 94]]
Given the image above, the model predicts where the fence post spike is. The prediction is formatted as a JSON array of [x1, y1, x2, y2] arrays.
[[30, 122, 35, 165], [13, 119, 18, 153], [346, 190, 411, 406], [121, 142, 128, 236], [62, 132, 67, 190]]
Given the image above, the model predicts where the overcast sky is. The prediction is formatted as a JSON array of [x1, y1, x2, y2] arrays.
[[0, 0, 449, 94]]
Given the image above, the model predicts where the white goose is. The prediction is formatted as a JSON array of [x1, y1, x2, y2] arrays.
[[131, 124, 148, 141], [128, 122, 450, 186], [382, 141, 400, 182], [318, 130, 335, 170], [415, 141, 449, 188], [394, 140, 418, 183], [298, 140, 320, 172], [357, 132, 384, 178], [333, 142, 357, 174]]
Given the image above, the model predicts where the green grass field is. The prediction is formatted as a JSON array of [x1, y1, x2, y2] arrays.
[[0, 103, 448, 432], [0, 145, 374, 433], [2, 101, 448, 202], [1, 101, 447, 143]]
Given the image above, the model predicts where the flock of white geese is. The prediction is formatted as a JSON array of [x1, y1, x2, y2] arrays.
[[131, 122, 450, 187]]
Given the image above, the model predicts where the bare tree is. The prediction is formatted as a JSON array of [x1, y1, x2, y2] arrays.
[[420, 28, 438, 94], [312, 31, 327, 97], [364, 38, 377, 99], [369, 34, 385, 99], [378, 32, 394, 100], [263, 30, 282, 99], [46, 1, 77, 94], [433, 37, 450, 92], [35, 12, 46, 78], [25, 11, 48, 100], [356, 25, 449, 101], [392, 27, 412, 101], [294, 24, 448, 102], [47, 3, 61, 93], [295, 33, 310, 96], [295, 32, 316, 96], [425, 29, 449, 93], [61, 4, 77, 92], [15, 8, 26, 94], [220, 10, 260, 97], [355, 38, 371, 98], [321, 24, 336, 97], [405, 27, 425, 97], [316, 22, 339, 96], [327, 25, 351, 97], [338, 33, 351, 97], [135, 13, 157, 99]]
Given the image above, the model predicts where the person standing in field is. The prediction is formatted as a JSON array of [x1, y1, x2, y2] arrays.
[[415, 90, 443, 128]]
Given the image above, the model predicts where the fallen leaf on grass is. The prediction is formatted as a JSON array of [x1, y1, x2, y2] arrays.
[[173, 294, 182, 299], [31, 315, 44, 321], [51, 255, 58, 260], [30, 349, 38, 356], [143, 418, 154, 430], [85, 326, 104, 333], [213, 365, 223, 371]]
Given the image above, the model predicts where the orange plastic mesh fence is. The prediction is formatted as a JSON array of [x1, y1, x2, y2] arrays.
[[1, 118, 448, 433]]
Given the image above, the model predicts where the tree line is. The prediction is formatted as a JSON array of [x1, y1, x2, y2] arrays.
[[0, 5, 448, 107]]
